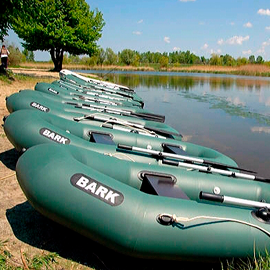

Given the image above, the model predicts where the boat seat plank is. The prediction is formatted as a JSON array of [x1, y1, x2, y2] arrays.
[[141, 174, 189, 200], [90, 132, 115, 145], [163, 144, 187, 156]]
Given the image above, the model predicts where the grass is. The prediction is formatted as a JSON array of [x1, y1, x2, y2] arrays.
[[0, 239, 59, 269], [222, 252, 270, 270], [1, 237, 270, 270]]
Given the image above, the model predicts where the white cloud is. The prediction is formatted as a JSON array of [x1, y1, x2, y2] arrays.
[[262, 40, 270, 47], [242, 50, 252, 55], [137, 19, 143, 24], [164, 36, 170, 43], [217, 39, 224, 45], [257, 39, 270, 54], [210, 49, 222, 55], [227, 35, 249, 45], [201, 43, 209, 50], [258, 8, 270, 16], [243, 22, 252, 28], [179, 0, 196, 2], [218, 36, 249, 46], [133, 31, 142, 35], [173, 47, 181, 51], [265, 26, 270, 31]]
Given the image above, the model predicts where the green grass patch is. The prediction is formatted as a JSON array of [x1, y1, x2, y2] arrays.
[[0, 239, 59, 270], [223, 251, 270, 270]]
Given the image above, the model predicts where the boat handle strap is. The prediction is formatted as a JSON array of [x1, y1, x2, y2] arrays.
[[156, 213, 270, 237]]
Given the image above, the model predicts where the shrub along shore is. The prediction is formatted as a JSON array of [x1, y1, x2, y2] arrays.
[[14, 62, 270, 77]]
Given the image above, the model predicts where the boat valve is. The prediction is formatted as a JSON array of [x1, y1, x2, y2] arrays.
[[253, 207, 270, 223], [156, 214, 174, 226]]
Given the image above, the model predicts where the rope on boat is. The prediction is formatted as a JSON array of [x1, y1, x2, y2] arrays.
[[101, 119, 156, 136], [157, 213, 270, 237], [74, 113, 162, 138]]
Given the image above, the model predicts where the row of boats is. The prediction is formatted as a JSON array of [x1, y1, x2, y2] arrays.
[[4, 69, 270, 261]]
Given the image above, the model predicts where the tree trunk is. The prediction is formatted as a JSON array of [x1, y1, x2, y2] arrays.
[[50, 48, 64, 72]]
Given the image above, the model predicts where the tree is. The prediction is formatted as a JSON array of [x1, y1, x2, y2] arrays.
[[119, 49, 136, 65], [7, 43, 24, 66], [256, 55, 264, 64], [11, 0, 105, 71], [22, 49, 35, 62], [221, 54, 236, 66], [105, 48, 118, 65], [249, 55, 255, 64], [210, 54, 222, 66], [0, 0, 14, 41], [159, 56, 169, 69], [97, 48, 105, 65], [236, 57, 248, 66]]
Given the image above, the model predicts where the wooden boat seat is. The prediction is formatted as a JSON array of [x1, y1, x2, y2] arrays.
[[140, 174, 189, 200]]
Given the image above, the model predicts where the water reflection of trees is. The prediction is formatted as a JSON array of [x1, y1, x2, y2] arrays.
[[100, 73, 270, 92], [105, 74, 197, 91]]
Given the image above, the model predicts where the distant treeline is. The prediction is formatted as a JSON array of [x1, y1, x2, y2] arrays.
[[4, 43, 268, 68], [62, 48, 266, 68]]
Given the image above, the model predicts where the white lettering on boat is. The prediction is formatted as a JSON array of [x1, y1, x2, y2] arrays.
[[48, 88, 59, 94], [30, 102, 50, 112], [39, 128, 70, 144], [71, 173, 124, 206]]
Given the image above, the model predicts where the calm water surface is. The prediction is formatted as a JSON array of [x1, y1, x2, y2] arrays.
[[80, 70, 270, 177]]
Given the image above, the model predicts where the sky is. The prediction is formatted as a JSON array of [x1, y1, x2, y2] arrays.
[[5, 0, 270, 61]]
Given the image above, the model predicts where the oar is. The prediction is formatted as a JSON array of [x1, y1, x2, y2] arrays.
[[117, 144, 256, 174], [73, 104, 164, 122], [200, 191, 270, 209], [75, 103, 165, 122], [59, 80, 139, 100], [73, 94, 120, 106], [81, 90, 128, 102], [73, 114, 178, 137], [102, 123, 166, 139], [163, 159, 270, 182]]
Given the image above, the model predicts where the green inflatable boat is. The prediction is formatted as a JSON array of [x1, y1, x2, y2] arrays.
[[16, 143, 270, 260], [36, 82, 143, 108], [6, 90, 182, 139], [34, 82, 164, 122], [52, 79, 143, 104], [59, 69, 144, 105], [4, 109, 238, 169], [60, 69, 135, 93], [37, 82, 142, 108]]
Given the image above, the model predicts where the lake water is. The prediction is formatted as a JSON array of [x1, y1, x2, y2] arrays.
[[79, 70, 270, 178]]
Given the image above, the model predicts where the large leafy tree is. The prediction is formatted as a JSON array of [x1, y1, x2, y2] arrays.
[[0, 0, 14, 41], [12, 0, 105, 71]]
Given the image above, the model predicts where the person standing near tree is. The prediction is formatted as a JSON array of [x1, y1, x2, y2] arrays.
[[1, 45, 10, 68]]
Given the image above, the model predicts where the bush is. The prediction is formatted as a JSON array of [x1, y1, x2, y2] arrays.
[[6, 43, 24, 66]]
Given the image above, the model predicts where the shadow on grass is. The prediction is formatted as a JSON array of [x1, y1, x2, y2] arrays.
[[6, 201, 222, 270], [0, 148, 19, 171]]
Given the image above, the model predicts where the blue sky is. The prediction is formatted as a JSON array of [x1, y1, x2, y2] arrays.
[[5, 0, 270, 61]]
